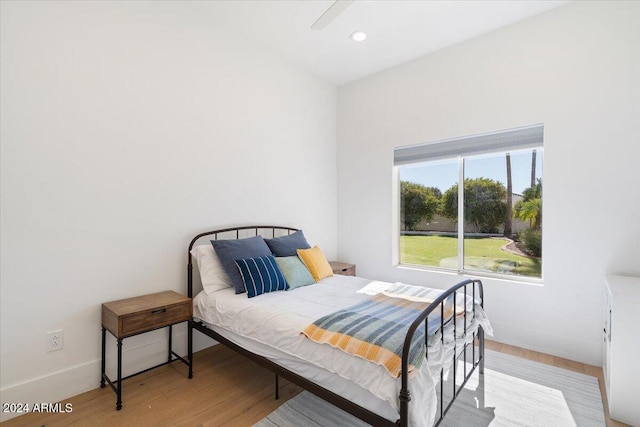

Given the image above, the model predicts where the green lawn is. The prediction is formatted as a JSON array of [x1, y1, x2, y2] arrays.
[[400, 235, 541, 277]]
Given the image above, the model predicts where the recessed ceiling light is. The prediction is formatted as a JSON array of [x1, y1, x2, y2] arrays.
[[350, 31, 367, 42]]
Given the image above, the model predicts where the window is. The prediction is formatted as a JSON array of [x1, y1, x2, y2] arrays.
[[395, 125, 543, 279]]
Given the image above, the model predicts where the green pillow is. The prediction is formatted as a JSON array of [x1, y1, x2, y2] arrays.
[[275, 256, 316, 290]]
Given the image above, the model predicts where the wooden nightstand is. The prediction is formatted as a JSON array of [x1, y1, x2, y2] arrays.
[[100, 291, 192, 410], [329, 261, 356, 276]]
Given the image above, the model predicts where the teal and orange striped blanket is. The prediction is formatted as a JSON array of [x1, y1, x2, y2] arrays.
[[302, 284, 464, 378]]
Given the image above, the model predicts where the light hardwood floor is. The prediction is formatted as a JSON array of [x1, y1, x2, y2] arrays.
[[1, 341, 628, 427]]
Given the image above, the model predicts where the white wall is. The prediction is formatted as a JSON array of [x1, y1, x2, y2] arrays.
[[337, 1, 640, 366], [0, 1, 336, 418]]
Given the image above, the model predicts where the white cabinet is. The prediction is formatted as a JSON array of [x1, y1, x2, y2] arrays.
[[604, 275, 640, 427]]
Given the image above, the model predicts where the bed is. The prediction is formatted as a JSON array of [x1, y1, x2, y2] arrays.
[[186, 225, 488, 427]]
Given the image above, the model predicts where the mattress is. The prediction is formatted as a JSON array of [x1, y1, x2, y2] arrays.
[[193, 275, 488, 426]]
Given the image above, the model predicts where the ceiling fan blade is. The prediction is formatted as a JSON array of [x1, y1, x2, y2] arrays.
[[311, 0, 354, 30]]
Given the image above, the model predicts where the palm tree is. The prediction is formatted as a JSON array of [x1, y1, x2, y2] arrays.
[[504, 153, 512, 237], [530, 149, 537, 187], [514, 179, 542, 229]]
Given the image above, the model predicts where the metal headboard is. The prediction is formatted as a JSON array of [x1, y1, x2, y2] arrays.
[[187, 225, 298, 298]]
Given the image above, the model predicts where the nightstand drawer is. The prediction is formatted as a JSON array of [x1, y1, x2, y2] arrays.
[[121, 302, 191, 336], [329, 261, 356, 276], [102, 291, 192, 338]]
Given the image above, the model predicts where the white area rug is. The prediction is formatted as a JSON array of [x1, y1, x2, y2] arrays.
[[254, 349, 605, 427]]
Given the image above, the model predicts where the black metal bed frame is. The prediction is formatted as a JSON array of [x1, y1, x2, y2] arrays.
[[186, 225, 485, 427]]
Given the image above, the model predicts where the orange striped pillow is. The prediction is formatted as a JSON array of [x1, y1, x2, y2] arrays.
[[297, 246, 333, 282]]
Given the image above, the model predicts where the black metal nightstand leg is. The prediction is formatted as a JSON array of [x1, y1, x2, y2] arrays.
[[188, 319, 193, 379], [168, 324, 173, 362], [100, 327, 106, 388], [116, 338, 123, 410]]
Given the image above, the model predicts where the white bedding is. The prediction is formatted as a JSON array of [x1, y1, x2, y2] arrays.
[[193, 275, 488, 426]]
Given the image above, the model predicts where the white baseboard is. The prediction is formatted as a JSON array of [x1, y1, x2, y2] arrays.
[[490, 320, 603, 367], [0, 330, 214, 422], [0, 357, 99, 422]]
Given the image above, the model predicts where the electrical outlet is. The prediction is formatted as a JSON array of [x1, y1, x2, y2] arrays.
[[46, 330, 64, 352]]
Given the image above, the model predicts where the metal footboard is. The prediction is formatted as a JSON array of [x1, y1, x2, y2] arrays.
[[400, 279, 485, 426]]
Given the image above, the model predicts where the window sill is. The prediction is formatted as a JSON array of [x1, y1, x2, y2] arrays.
[[395, 263, 544, 287]]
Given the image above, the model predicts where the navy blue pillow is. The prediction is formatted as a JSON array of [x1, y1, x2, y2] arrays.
[[264, 230, 311, 257], [235, 255, 289, 298], [211, 236, 273, 294]]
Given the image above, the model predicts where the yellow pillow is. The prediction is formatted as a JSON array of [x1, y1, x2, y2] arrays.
[[297, 246, 333, 282]]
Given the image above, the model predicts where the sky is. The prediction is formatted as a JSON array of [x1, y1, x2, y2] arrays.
[[399, 149, 543, 195]]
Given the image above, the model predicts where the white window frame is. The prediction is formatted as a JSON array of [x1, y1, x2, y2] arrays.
[[393, 125, 544, 283]]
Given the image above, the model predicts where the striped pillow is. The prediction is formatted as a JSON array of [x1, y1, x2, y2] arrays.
[[235, 255, 289, 298], [297, 246, 333, 282]]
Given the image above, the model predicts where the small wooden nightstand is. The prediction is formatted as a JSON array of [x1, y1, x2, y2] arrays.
[[100, 291, 192, 410], [329, 261, 356, 276]]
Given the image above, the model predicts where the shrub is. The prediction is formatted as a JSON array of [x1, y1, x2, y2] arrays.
[[400, 181, 441, 231], [441, 177, 507, 233], [519, 228, 541, 257]]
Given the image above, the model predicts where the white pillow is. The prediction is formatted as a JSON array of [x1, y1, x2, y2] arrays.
[[190, 244, 233, 294]]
